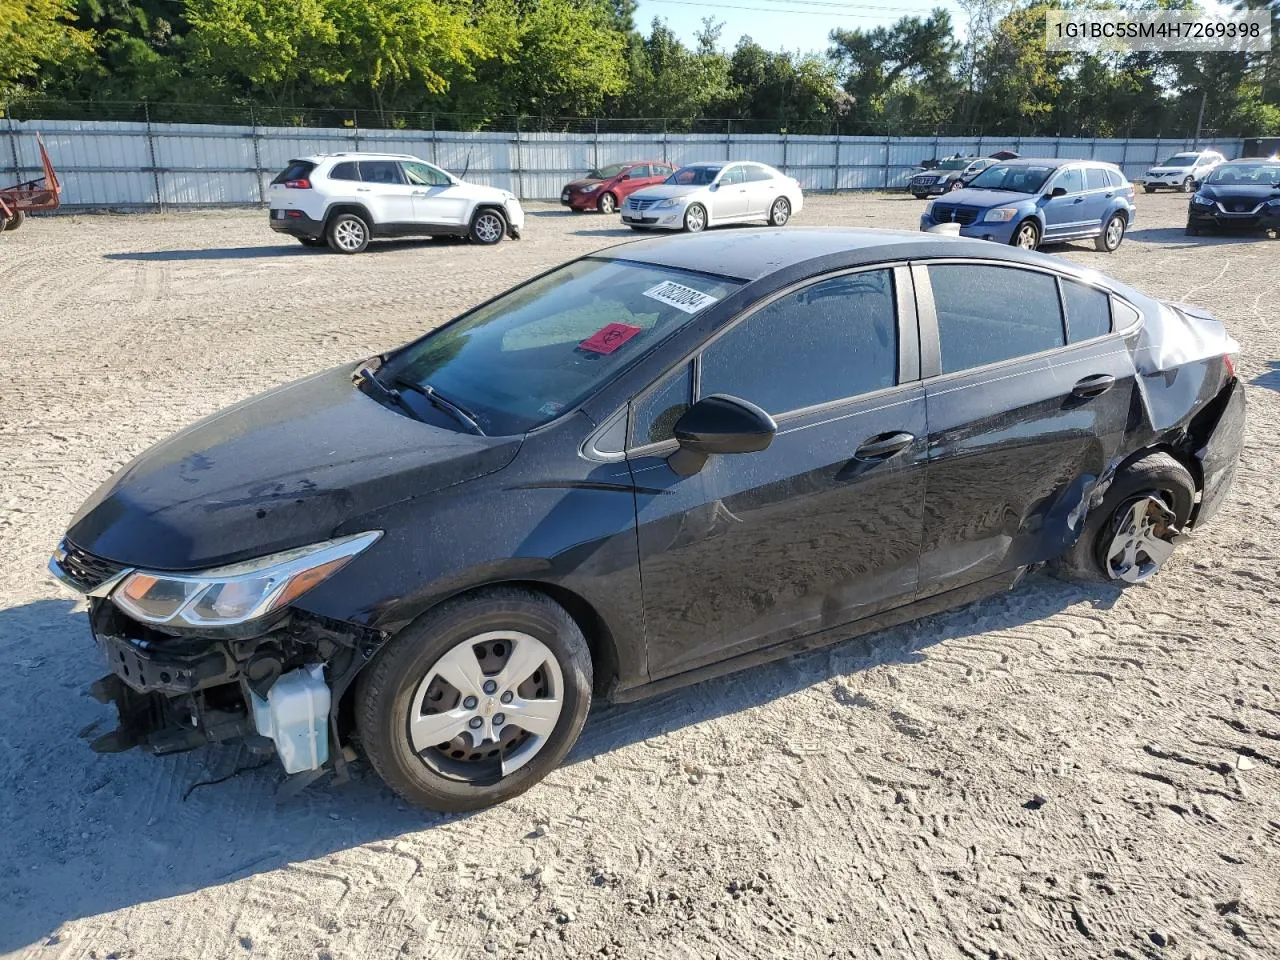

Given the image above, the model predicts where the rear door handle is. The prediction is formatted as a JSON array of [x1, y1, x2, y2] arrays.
[[854, 431, 915, 462], [1072, 374, 1116, 399], [356, 187, 371, 193]]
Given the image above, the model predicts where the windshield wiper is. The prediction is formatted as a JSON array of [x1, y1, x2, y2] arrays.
[[394, 377, 485, 435], [355, 367, 423, 422]]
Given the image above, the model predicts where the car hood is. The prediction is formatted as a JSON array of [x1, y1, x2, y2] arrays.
[[628, 184, 704, 202], [66, 364, 522, 571], [934, 188, 1035, 208], [1199, 183, 1280, 201], [564, 178, 603, 191], [1148, 167, 1193, 175], [460, 180, 514, 204]]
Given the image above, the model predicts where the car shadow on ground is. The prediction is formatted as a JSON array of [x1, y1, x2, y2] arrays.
[[1126, 226, 1276, 247], [1251, 360, 1280, 394], [0, 572, 1119, 951], [103, 239, 450, 262]]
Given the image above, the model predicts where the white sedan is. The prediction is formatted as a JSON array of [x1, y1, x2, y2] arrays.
[[621, 161, 803, 232]]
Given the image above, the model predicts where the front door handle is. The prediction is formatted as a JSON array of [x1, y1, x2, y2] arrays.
[[1072, 374, 1116, 399], [854, 431, 915, 462], [356, 187, 371, 192], [1073, 197, 1085, 204]]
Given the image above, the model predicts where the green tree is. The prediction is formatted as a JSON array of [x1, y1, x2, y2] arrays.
[[724, 38, 847, 127], [0, 0, 92, 94], [617, 17, 732, 121]]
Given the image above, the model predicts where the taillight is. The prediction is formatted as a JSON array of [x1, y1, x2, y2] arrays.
[[1224, 353, 1236, 378], [284, 178, 311, 189]]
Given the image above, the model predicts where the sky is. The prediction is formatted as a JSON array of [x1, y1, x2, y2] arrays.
[[631, 0, 1239, 57]]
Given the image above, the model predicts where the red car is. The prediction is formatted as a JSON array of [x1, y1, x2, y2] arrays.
[[560, 161, 676, 214]]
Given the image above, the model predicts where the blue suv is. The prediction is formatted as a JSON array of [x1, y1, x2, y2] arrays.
[[919, 158, 1137, 252]]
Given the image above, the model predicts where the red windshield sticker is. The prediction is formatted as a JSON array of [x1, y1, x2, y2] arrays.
[[579, 322, 642, 355]]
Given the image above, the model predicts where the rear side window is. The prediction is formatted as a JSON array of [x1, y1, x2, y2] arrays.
[[928, 264, 1064, 373], [358, 160, 405, 184], [699, 270, 898, 414], [1086, 168, 1110, 190], [272, 160, 316, 185], [329, 161, 360, 181], [632, 363, 693, 446], [1061, 280, 1112, 342]]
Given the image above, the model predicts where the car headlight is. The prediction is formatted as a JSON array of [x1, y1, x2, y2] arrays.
[[582, 184, 599, 193], [112, 532, 380, 627], [656, 198, 683, 209], [1191, 193, 1214, 207], [984, 207, 1019, 223], [1266, 197, 1280, 207], [923, 201, 934, 217]]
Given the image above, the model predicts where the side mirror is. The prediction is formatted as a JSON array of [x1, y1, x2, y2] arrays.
[[667, 395, 776, 476], [1189, 179, 1201, 190], [709, 182, 719, 191], [1050, 186, 1068, 198]]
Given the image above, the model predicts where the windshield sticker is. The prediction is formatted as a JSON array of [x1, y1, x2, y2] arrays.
[[579, 322, 642, 355], [643, 281, 720, 314]]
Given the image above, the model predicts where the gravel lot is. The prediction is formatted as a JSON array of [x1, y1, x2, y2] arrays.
[[2, 193, 1278, 960]]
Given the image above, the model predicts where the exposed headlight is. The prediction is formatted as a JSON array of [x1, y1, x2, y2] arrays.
[[112, 532, 380, 627], [984, 206, 1019, 222], [582, 184, 599, 193], [1191, 193, 1214, 207], [656, 198, 683, 209]]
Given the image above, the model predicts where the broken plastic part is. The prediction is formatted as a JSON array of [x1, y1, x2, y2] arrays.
[[1135, 302, 1241, 375]]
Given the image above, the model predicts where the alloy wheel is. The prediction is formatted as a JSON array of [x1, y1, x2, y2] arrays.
[[1015, 223, 1038, 249], [598, 193, 617, 214], [685, 204, 707, 233], [1182, 176, 1194, 193], [770, 198, 790, 226], [408, 631, 564, 780], [1104, 495, 1177, 583], [334, 219, 366, 252], [1104, 216, 1124, 250], [474, 212, 504, 244]]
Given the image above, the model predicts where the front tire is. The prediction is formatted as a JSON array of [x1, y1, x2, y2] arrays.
[[912, 193, 929, 200], [2, 210, 25, 231], [1185, 222, 1201, 236], [947, 179, 963, 192], [326, 212, 371, 254], [597, 192, 617, 215], [470, 208, 507, 245], [1181, 176, 1195, 193], [356, 588, 593, 812], [683, 203, 707, 233], [1054, 452, 1195, 584], [1011, 219, 1040, 250], [768, 197, 791, 226], [1095, 213, 1126, 252]]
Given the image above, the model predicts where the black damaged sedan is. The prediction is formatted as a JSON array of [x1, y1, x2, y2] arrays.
[[51, 229, 1245, 811]]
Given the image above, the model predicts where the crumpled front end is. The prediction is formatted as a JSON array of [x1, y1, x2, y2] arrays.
[[50, 539, 380, 781]]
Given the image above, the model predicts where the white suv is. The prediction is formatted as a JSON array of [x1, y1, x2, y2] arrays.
[[1142, 150, 1226, 193], [268, 153, 525, 253]]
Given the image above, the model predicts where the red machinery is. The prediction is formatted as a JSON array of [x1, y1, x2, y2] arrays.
[[1, 134, 61, 232]]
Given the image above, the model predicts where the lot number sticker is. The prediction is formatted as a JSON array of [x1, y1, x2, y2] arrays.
[[643, 281, 719, 314]]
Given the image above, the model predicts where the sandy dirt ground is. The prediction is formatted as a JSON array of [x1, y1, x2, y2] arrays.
[[1, 194, 1278, 960]]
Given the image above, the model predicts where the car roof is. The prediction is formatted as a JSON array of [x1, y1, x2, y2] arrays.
[[1219, 157, 1272, 164], [997, 157, 1117, 169], [597, 227, 1078, 282], [297, 153, 421, 163]]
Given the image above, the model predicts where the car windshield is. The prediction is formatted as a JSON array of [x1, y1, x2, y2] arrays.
[[667, 165, 721, 186], [1204, 162, 1280, 186], [938, 159, 971, 170], [586, 163, 628, 180], [966, 163, 1056, 193], [1160, 153, 1200, 167], [380, 260, 742, 435]]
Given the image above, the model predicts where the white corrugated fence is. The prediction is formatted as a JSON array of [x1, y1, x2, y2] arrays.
[[3, 118, 1245, 208]]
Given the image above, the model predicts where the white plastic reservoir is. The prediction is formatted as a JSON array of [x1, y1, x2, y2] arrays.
[[250, 664, 331, 774]]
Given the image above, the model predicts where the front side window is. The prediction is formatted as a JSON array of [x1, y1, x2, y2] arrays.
[[719, 166, 746, 186], [928, 264, 1064, 374], [632, 363, 693, 446], [1061, 279, 1112, 342], [358, 160, 405, 185], [698, 270, 898, 415], [404, 162, 451, 186], [668, 165, 721, 186], [382, 260, 741, 435], [1051, 168, 1084, 194]]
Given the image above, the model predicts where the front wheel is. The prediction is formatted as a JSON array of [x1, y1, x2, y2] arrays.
[[470, 208, 507, 245], [1011, 219, 1040, 250], [1185, 222, 1201, 236], [912, 193, 929, 200], [1143, 185, 1157, 194], [1181, 176, 1195, 193], [1095, 213, 1126, 252], [1054, 452, 1195, 584], [684, 203, 707, 233], [768, 197, 791, 226], [2, 210, 25, 231], [356, 588, 593, 812], [947, 179, 963, 192], [597, 192, 617, 215]]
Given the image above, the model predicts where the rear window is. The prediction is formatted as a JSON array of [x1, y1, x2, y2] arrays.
[[272, 160, 316, 185], [329, 161, 360, 181]]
